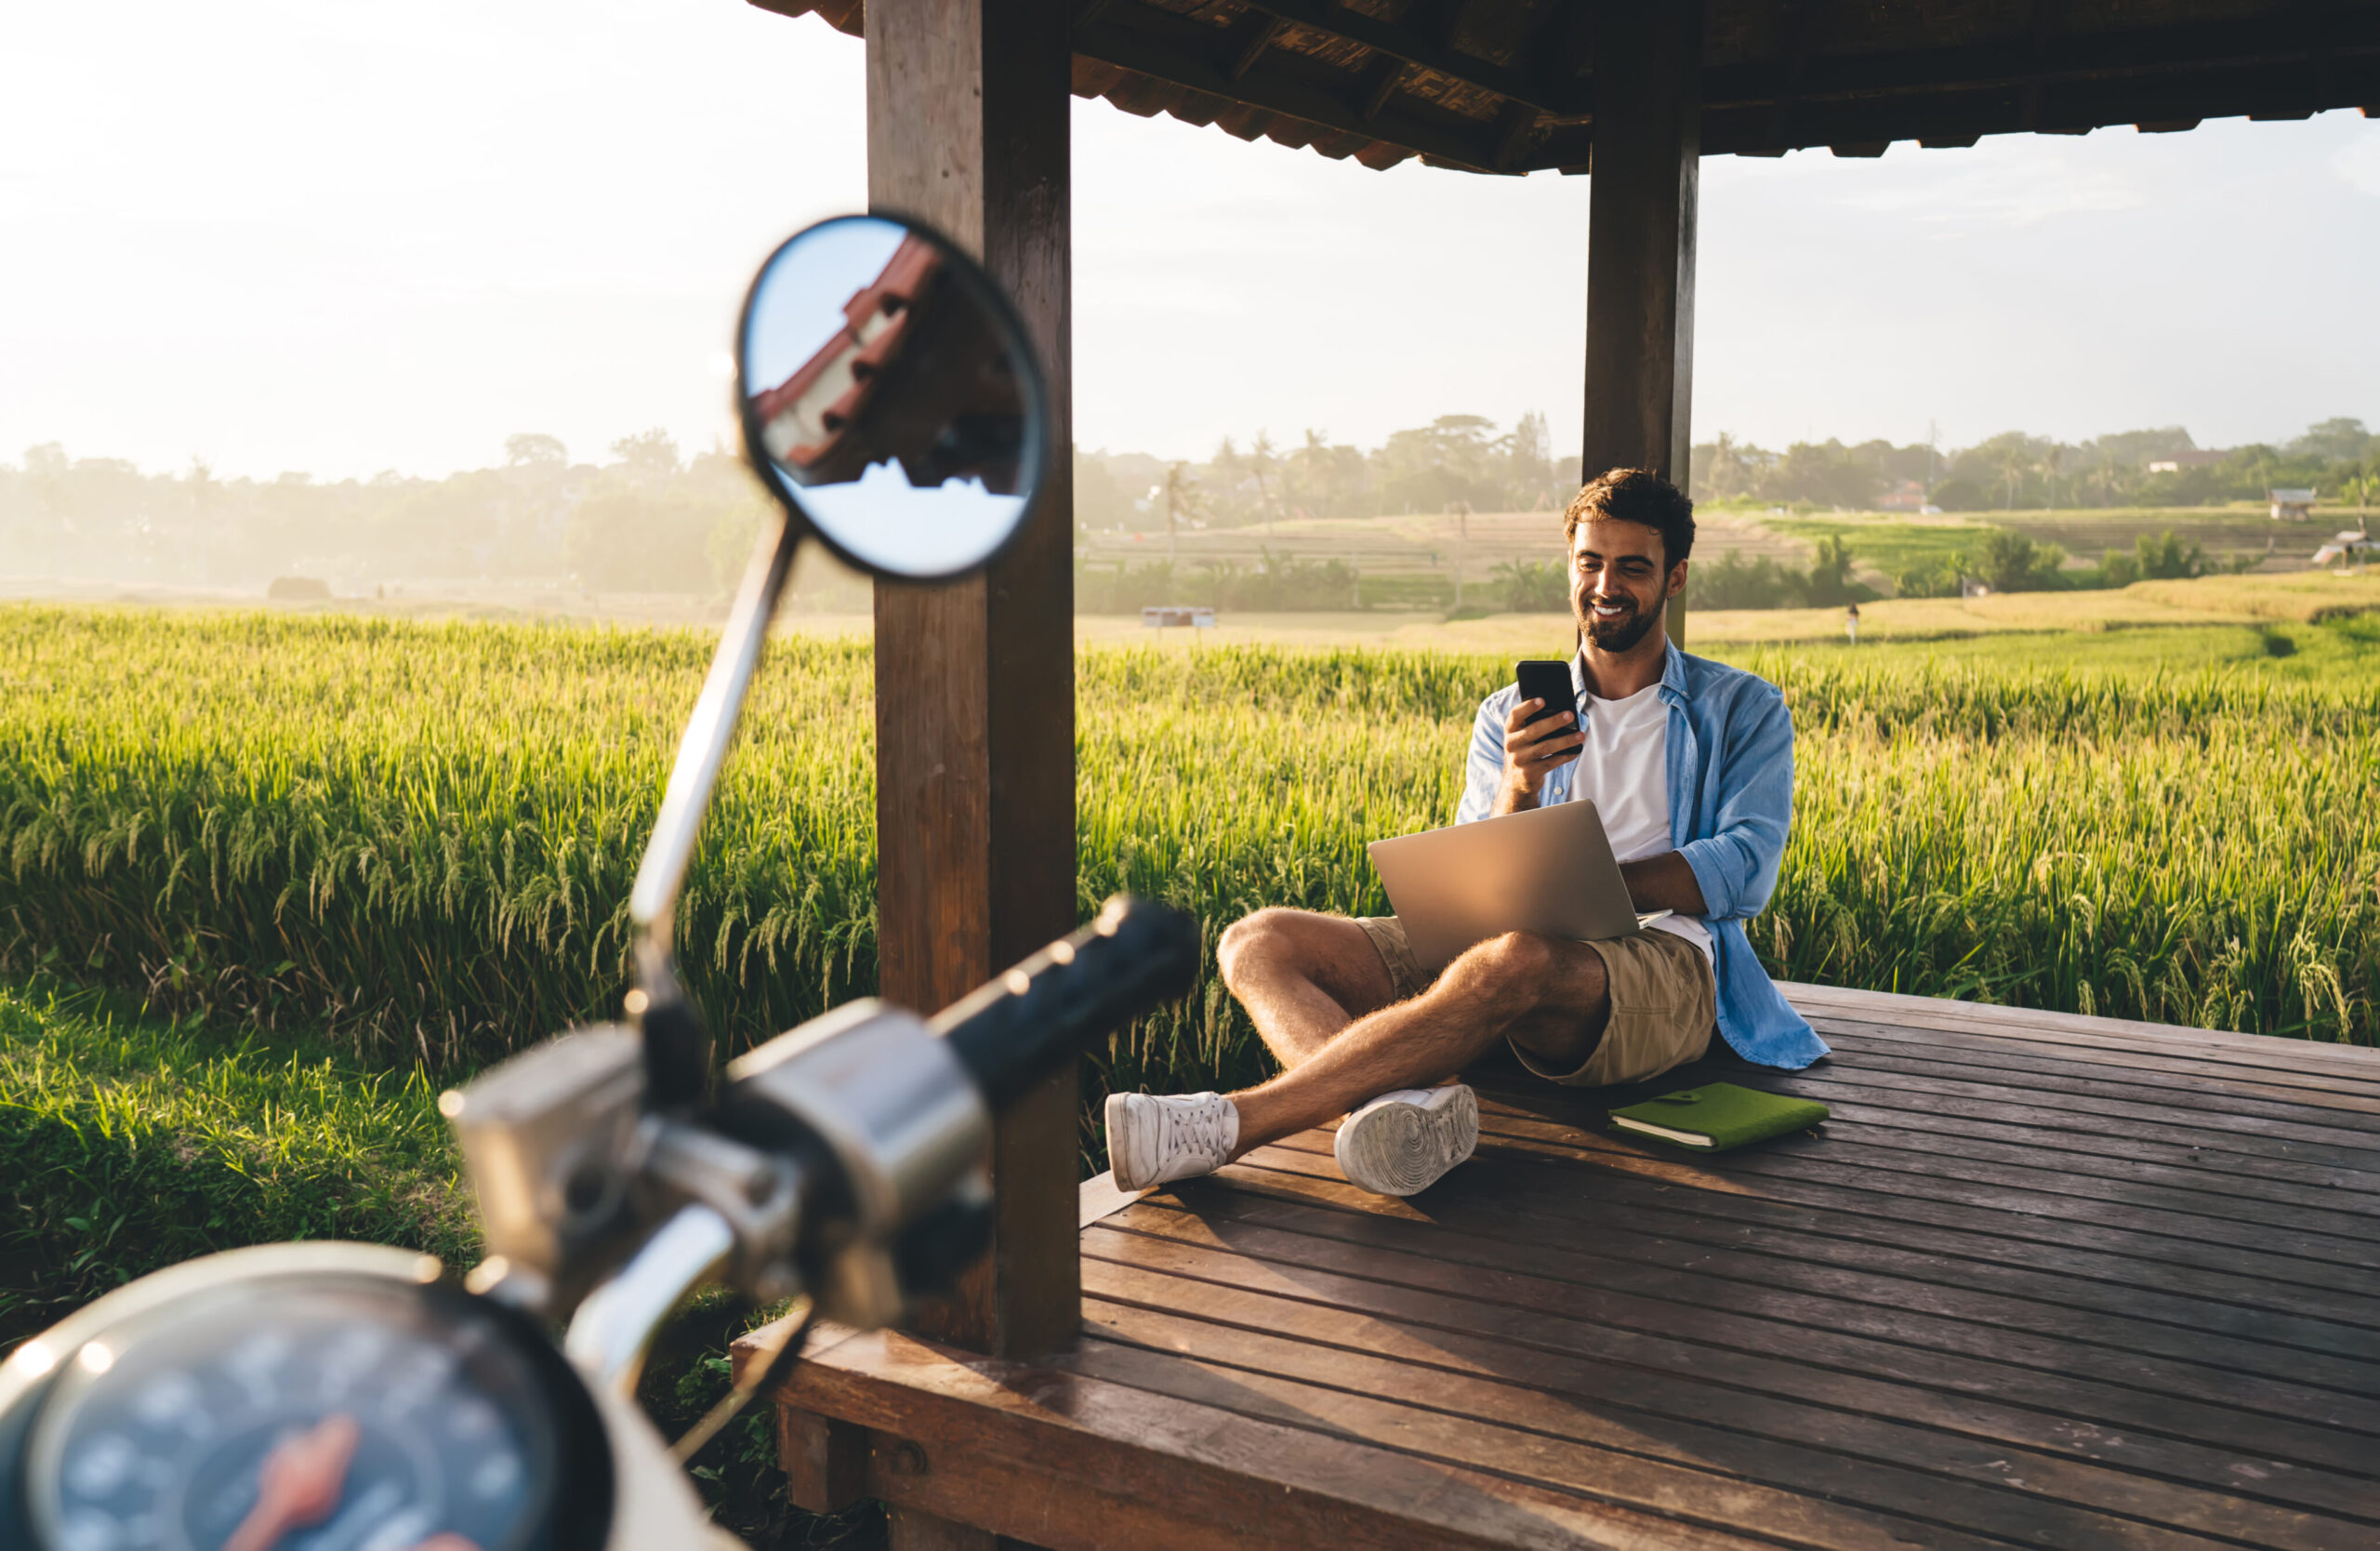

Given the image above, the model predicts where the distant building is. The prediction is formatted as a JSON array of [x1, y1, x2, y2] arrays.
[[2269, 488, 2318, 522], [1876, 479, 1926, 512], [2147, 449, 2229, 472]]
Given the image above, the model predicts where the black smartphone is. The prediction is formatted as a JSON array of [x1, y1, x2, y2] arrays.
[[1514, 659, 1577, 761]]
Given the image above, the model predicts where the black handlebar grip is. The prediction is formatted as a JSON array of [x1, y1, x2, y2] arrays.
[[930, 895, 1201, 1111]]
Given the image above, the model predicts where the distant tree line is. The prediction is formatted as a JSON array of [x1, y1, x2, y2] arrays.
[[0, 431, 774, 595], [1689, 418, 2379, 512], [1077, 411, 1572, 533], [11, 409, 2373, 600]]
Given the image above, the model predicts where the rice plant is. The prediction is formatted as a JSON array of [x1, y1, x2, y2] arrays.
[[0, 605, 2372, 1119]]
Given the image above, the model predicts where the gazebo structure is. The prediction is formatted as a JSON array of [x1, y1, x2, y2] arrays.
[[734, 3, 2380, 1544]]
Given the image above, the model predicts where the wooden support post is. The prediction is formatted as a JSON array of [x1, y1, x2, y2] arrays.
[[1580, 0, 1701, 646], [867, 0, 1079, 1358]]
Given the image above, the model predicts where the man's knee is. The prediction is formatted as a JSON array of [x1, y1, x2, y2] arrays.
[[1217, 908, 1303, 989], [1453, 930, 1559, 994], [1445, 932, 1605, 1020]]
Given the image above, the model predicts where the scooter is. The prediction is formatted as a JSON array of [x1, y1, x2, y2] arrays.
[[0, 213, 1197, 1551]]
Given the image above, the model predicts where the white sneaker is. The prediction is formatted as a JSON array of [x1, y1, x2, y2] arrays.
[[1105, 1091, 1240, 1192], [1334, 1085, 1477, 1197]]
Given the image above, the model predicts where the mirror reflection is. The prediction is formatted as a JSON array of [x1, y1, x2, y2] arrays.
[[738, 215, 1041, 579]]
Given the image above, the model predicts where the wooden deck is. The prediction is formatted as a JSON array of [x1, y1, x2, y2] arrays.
[[747, 984, 2380, 1550]]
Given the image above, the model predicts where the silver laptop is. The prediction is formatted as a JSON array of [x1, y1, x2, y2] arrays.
[[1366, 799, 1667, 974]]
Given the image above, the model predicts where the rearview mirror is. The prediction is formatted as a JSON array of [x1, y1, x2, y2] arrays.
[[735, 213, 1046, 581], [626, 214, 1050, 1110]]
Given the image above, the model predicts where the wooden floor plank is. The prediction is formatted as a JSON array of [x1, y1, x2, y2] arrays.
[[1474, 1068, 2380, 1226], [1082, 1220, 2380, 1479], [1157, 1170, 2380, 1385], [1693, 1092, 2380, 1205], [1086, 1266, 2380, 1528], [1799, 1023, 2380, 1122], [1759, 1112, 2380, 1223], [1099, 1195, 2380, 1442], [773, 1327, 1785, 1551], [1082, 1296, 2378, 1548], [1531, 1064, 2380, 1175], [1067, 1332, 2283, 1551], [774, 994, 2380, 1549], [1206, 1144, 2380, 1340], [1466, 1106, 2380, 1244], [1297, 1121, 2380, 1294], [1434, 1138, 2379, 1301], [1449, 1122, 2380, 1301], [1777, 984, 2380, 1077], [1805, 1018, 2380, 1101], [1462, 1125, 2380, 1276], [1470, 1046, 2380, 1172], [1750, 1052, 2380, 1146], [1805, 1009, 2380, 1085]]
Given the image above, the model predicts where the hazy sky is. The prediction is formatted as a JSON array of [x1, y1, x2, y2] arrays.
[[6, 0, 2375, 481]]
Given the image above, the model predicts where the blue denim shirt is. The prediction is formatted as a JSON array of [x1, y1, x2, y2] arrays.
[[1455, 643, 1829, 1069]]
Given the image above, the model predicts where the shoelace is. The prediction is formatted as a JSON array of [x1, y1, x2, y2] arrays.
[[1161, 1100, 1229, 1161]]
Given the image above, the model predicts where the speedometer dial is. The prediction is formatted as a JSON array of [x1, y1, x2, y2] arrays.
[[24, 1270, 606, 1551]]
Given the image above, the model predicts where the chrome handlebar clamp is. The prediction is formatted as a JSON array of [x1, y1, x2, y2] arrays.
[[722, 1001, 992, 1329], [444, 1026, 804, 1318], [445, 1026, 653, 1314]]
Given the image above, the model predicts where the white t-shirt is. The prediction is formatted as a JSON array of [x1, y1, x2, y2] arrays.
[[1567, 682, 1713, 962]]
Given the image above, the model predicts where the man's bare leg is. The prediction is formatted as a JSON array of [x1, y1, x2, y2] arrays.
[[1229, 931, 1610, 1155], [1215, 908, 1401, 1068]]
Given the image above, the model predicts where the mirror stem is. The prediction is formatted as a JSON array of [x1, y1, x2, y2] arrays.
[[628, 510, 801, 1107]]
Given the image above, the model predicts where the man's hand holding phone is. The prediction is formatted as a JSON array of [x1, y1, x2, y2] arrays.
[[1494, 699, 1583, 815]]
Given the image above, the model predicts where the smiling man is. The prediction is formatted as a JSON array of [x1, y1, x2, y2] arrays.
[[1104, 467, 1829, 1199]]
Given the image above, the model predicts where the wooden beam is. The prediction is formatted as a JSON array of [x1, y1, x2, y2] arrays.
[[868, 0, 1080, 1359], [1231, 15, 1288, 81], [777, 1409, 867, 1513], [1225, 0, 1582, 114], [1491, 101, 1541, 170], [1703, 17, 2380, 120], [1579, 0, 1700, 648], [1761, 0, 1812, 155], [1077, 0, 1509, 170], [769, 0, 2380, 174]]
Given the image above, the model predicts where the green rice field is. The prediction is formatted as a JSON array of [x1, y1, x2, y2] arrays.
[[2, 604, 2373, 1109]]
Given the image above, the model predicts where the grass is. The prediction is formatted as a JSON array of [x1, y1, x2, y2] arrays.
[[1765, 515, 2002, 580], [1685, 573, 2380, 646], [0, 975, 469, 1342], [2, 603, 2375, 1137], [0, 977, 876, 1546]]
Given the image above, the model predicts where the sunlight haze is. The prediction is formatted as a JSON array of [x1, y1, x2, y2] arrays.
[[5, 1, 2375, 481]]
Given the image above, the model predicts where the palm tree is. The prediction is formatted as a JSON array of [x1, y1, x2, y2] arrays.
[[2034, 445, 2064, 510], [1159, 461, 1203, 566], [1250, 431, 1281, 534], [1294, 429, 1331, 517]]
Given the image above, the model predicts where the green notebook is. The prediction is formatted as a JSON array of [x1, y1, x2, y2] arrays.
[[1608, 1082, 1829, 1152]]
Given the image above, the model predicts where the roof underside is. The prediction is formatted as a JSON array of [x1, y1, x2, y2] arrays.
[[753, 0, 2380, 173]]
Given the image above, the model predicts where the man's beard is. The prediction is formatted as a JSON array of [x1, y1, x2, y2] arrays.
[[1581, 594, 1663, 653]]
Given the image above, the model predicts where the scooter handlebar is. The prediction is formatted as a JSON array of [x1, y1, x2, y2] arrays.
[[930, 896, 1201, 1111]]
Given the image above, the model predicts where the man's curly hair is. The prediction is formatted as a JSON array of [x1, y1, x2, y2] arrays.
[[1562, 467, 1695, 569]]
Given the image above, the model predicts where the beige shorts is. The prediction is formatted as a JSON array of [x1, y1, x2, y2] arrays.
[[1355, 915, 1716, 1088]]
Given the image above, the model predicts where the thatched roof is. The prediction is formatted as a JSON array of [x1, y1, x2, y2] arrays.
[[753, 0, 2378, 174]]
